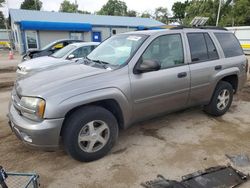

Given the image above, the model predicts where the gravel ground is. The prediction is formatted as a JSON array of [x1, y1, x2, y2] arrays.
[[0, 55, 250, 188]]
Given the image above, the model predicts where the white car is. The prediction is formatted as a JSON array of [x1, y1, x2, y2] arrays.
[[17, 42, 99, 75]]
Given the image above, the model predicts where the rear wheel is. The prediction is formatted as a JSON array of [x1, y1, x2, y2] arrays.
[[62, 106, 119, 162], [204, 81, 233, 116]]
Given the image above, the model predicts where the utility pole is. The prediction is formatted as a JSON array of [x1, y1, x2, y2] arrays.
[[75, 0, 77, 13], [216, 0, 222, 26], [4, 0, 13, 52], [34, 0, 37, 10]]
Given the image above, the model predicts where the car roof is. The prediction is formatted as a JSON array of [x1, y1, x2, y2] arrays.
[[69, 42, 100, 47], [52, 39, 83, 43], [121, 28, 229, 36]]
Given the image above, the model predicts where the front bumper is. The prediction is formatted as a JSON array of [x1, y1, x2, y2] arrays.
[[8, 103, 64, 150]]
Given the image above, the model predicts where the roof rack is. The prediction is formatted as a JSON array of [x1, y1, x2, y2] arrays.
[[170, 26, 228, 31]]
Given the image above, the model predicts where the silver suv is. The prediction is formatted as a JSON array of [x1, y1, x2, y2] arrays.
[[8, 28, 248, 162]]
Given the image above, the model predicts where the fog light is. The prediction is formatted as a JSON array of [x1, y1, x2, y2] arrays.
[[20, 132, 32, 143]]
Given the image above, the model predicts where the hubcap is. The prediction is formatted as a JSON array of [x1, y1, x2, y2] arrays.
[[217, 89, 230, 111], [78, 120, 110, 153]]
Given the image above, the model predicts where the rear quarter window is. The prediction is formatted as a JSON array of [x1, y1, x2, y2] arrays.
[[214, 33, 243, 58]]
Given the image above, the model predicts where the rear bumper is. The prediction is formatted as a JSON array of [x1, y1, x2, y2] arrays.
[[8, 103, 64, 150]]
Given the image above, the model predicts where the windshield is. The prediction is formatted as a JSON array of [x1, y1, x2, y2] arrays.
[[87, 34, 147, 67], [51, 45, 76, 58]]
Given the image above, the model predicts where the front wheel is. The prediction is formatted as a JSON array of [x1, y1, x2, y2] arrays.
[[62, 106, 119, 162], [204, 81, 233, 116]]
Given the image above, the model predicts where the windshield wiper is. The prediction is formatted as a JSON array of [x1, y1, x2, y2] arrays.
[[91, 59, 110, 69]]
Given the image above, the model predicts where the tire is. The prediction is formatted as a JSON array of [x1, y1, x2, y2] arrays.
[[62, 106, 119, 162], [204, 81, 234, 116]]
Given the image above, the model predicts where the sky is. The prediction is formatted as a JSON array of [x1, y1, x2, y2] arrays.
[[0, 0, 185, 17]]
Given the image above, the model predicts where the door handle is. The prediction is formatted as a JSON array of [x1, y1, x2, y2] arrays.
[[215, 65, 222, 70], [177, 72, 187, 78]]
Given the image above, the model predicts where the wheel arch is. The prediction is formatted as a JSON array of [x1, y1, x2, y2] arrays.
[[220, 74, 238, 93], [60, 98, 126, 136]]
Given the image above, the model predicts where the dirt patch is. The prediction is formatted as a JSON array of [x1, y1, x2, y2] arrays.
[[238, 81, 250, 101], [140, 127, 166, 141], [0, 81, 14, 90], [0, 66, 17, 73]]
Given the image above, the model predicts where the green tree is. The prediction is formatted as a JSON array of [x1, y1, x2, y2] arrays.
[[184, 0, 221, 26], [172, 1, 189, 22], [231, 0, 250, 26], [77, 10, 91, 14], [20, 0, 42, 10], [0, 0, 5, 7], [154, 7, 169, 24], [98, 0, 127, 16], [141, 11, 152, 18], [0, 11, 5, 29], [182, 0, 250, 27], [59, 0, 78, 13], [127, 10, 137, 17]]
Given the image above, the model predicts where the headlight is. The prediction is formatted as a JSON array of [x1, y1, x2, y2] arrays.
[[20, 97, 46, 121]]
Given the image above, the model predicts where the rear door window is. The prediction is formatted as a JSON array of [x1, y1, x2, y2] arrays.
[[187, 33, 219, 63], [204, 33, 219, 60], [214, 33, 243, 58]]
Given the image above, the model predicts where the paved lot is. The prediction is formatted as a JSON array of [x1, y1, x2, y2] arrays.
[[0, 55, 250, 188]]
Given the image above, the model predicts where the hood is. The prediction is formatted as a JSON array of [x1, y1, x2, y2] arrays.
[[16, 63, 108, 97], [18, 56, 69, 71]]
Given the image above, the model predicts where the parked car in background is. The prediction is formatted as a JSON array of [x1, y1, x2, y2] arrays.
[[8, 28, 248, 162], [17, 42, 99, 76], [22, 39, 83, 61]]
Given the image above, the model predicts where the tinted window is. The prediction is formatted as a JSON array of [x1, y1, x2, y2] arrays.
[[204, 33, 219, 60], [141, 34, 184, 69], [188, 33, 208, 62], [187, 33, 219, 62], [214, 33, 243, 57]]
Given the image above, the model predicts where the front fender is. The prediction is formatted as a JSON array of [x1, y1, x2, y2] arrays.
[[44, 87, 132, 126]]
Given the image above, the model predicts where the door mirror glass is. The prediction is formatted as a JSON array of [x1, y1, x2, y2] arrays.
[[67, 54, 75, 59], [136, 60, 161, 73]]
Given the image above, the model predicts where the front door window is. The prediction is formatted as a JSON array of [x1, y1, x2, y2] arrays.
[[25, 30, 38, 49]]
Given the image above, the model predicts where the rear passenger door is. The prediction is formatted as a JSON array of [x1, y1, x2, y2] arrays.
[[186, 32, 222, 106]]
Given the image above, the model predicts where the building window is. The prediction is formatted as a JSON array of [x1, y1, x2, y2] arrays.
[[112, 29, 116, 35], [25, 30, 38, 49], [70, 32, 83, 40]]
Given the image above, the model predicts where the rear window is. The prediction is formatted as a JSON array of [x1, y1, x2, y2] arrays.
[[214, 33, 243, 58]]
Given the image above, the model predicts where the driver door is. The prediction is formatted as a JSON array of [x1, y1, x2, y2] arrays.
[[130, 33, 190, 121]]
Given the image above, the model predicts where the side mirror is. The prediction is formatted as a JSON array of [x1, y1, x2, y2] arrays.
[[67, 54, 75, 60], [135, 60, 161, 74]]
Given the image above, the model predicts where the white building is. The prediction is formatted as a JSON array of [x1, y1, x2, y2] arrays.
[[9, 9, 164, 54]]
